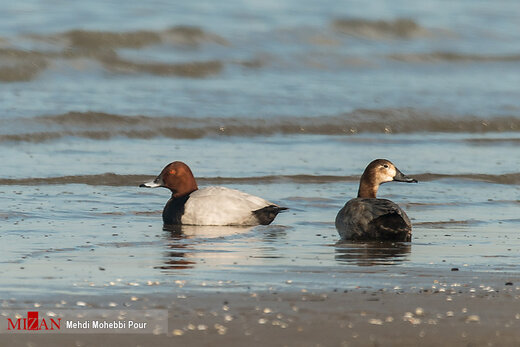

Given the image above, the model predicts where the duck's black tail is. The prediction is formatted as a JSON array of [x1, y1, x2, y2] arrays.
[[253, 205, 288, 225]]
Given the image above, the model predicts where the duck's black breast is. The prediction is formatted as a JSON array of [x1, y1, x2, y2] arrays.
[[162, 194, 191, 226], [335, 198, 412, 241]]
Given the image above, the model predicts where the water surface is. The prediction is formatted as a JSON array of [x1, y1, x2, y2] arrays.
[[1, 0, 519, 301]]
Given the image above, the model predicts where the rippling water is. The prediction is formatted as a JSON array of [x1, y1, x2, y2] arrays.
[[1, 0, 519, 299]]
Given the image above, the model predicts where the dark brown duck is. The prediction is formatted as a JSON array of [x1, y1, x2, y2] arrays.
[[335, 159, 417, 241]]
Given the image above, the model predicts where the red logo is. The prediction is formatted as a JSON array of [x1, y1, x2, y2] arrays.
[[7, 312, 61, 331]]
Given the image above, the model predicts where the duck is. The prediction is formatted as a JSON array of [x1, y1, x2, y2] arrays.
[[335, 159, 417, 241], [140, 161, 287, 226]]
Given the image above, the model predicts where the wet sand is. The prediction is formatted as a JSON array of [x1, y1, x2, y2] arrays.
[[5, 287, 520, 346], [2, 0, 520, 345]]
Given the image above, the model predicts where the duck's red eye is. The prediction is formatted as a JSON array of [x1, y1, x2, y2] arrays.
[[169, 170, 176, 175]]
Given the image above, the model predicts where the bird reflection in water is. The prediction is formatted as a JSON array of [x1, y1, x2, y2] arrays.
[[257, 225, 289, 242], [335, 242, 411, 266], [156, 225, 254, 271], [163, 224, 254, 238]]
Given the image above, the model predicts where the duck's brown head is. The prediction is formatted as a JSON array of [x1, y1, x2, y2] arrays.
[[140, 161, 198, 198], [357, 159, 417, 198]]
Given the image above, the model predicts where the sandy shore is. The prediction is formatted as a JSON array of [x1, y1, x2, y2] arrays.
[[4, 287, 520, 346]]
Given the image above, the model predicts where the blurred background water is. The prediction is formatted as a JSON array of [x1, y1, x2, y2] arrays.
[[0, 0, 519, 300]]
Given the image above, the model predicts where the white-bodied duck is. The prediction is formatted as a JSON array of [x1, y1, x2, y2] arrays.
[[335, 159, 417, 241], [140, 161, 287, 226]]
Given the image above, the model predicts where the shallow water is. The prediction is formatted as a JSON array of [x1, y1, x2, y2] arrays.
[[1, 0, 520, 301]]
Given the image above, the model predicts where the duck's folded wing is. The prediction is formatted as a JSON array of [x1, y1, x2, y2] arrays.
[[336, 198, 411, 240], [362, 198, 409, 222]]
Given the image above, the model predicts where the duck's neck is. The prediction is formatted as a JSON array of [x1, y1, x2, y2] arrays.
[[357, 176, 378, 198], [172, 184, 198, 199]]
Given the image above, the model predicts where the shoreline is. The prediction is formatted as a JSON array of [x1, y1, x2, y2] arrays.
[[4, 287, 520, 346]]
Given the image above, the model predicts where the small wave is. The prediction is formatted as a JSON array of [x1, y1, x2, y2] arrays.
[[0, 173, 151, 186], [38, 26, 228, 50], [1, 172, 519, 186], [0, 46, 223, 80], [0, 48, 48, 82], [163, 26, 229, 46], [464, 138, 520, 145], [389, 52, 520, 63], [415, 219, 483, 228], [62, 29, 161, 49], [98, 55, 223, 77], [0, 174, 357, 187], [0, 26, 229, 81], [415, 173, 520, 185], [332, 18, 427, 39], [1, 109, 519, 142]]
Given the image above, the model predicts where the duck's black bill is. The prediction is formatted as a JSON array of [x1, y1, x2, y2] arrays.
[[393, 169, 418, 183]]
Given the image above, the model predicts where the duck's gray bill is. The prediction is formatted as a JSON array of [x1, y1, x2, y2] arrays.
[[393, 169, 418, 183]]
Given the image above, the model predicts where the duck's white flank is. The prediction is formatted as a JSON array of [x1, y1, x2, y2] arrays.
[[181, 186, 274, 226]]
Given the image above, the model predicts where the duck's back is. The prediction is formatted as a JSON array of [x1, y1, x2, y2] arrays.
[[181, 186, 275, 226], [335, 198, 411, 241]]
